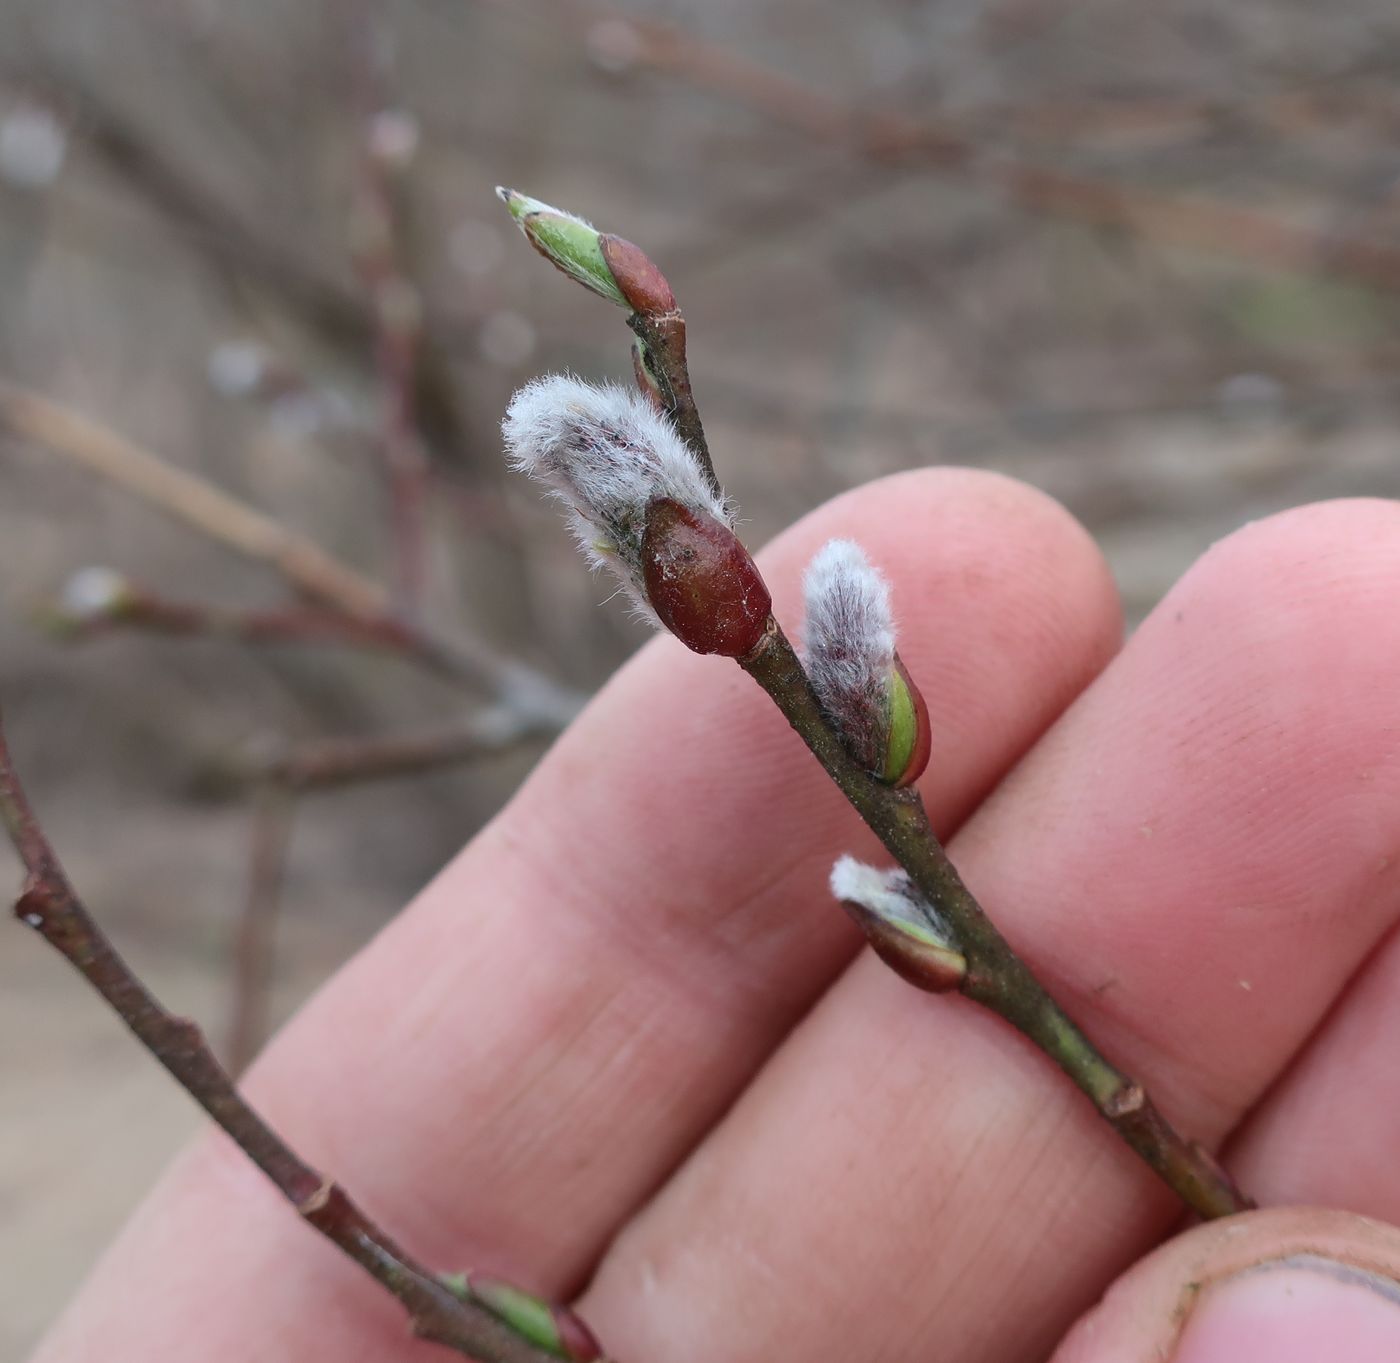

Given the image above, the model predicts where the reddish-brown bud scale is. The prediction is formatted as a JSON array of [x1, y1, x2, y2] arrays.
[[600, 234, 677, 317], [641, 498, 771, 656], [551, 1307, 604, 1362], [891, 654, 931, 789], [839, 900, 966, 994]]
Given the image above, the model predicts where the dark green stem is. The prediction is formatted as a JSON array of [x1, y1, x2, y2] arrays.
[[741, 622, 1249, 1221], [627, 310, 720, 499]]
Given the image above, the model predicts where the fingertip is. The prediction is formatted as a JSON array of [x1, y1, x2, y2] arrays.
[[1055, 1209, 1400, 1363]]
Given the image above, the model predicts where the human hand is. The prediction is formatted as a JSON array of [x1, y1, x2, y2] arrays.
[[32, 470, 1400, 1363]]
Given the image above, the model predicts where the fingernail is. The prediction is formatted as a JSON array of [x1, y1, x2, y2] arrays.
[[1175, 1254, 1400, 1363]]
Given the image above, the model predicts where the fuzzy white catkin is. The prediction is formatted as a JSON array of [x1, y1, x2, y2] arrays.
[[802, 539, 897, 768], [502, 374, 731, 619], [829, 855, 950, 939]]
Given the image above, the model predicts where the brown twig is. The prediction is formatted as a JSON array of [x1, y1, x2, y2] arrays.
[[0, 379, 584, 728], [222, 712, 532, 1067], [0, 379, 388, 617], [0, 710, 602, 1363], [740, 623, 1249, 1221], [226, 785, 296, 1076], [250, 712, 539, 791], [44, 584, 425, 655], [4, 62, 474, 465]]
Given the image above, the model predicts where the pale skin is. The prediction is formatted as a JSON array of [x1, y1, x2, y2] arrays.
[[32, 469, 1400, 1363]]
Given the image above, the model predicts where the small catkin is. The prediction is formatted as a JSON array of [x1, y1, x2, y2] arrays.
[[502, 374, 731, 621], [802, 540, 897, 770]]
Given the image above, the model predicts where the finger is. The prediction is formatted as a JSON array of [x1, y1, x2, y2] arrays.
[[1219, 922, 1400, 1219], [1053, 1208, 1400, 1363], [34, 469, 1119, 1362], [578, 498, 1400, 1363]]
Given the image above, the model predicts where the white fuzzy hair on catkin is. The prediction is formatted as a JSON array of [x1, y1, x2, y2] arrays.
[[502, 374, 731, 619], [829, 855, 951, 939], [801, 540, 896, 769]]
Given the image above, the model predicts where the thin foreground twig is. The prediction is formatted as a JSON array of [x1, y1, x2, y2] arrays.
[[0, 710, 605, 1363]]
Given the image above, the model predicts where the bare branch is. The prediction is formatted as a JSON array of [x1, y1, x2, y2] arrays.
[[42, 579, 420, 654], [0, 379, 387, 618], [4, 63, 474, 463], [516, 0, 1400, 295], [225, 786, 295, 1077], [0, 710, 605, 1363], [0, 379, 585, 728]]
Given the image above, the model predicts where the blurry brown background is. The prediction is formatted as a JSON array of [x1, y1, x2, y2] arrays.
[[4, 0, 1400, 1353]]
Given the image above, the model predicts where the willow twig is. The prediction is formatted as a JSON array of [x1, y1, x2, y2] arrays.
[[740, 622, 1249, 1220], [0, 379, 387, 617], [226, 785, 295, 1076], [515, 0, 1400, 295], [0, 710, 605, 1363], [249, 712, 538, 791], [348, 27, 431, 612]]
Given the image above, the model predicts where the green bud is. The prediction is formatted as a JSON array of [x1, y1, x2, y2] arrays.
[[442, 1272, 603, 1362], [497, 187, 629, 307], [882, 656, 931, 788]]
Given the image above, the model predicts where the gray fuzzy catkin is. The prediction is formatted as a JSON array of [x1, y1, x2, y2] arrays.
[[503, 375, 731, 621], [829, 855, 952, 941], [801, 539, 897, 770]]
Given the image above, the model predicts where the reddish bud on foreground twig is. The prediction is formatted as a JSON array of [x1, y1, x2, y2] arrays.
[[503, 376, 771, 655], [497, 187, 676, 322], [598, 233, 676, 319]]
